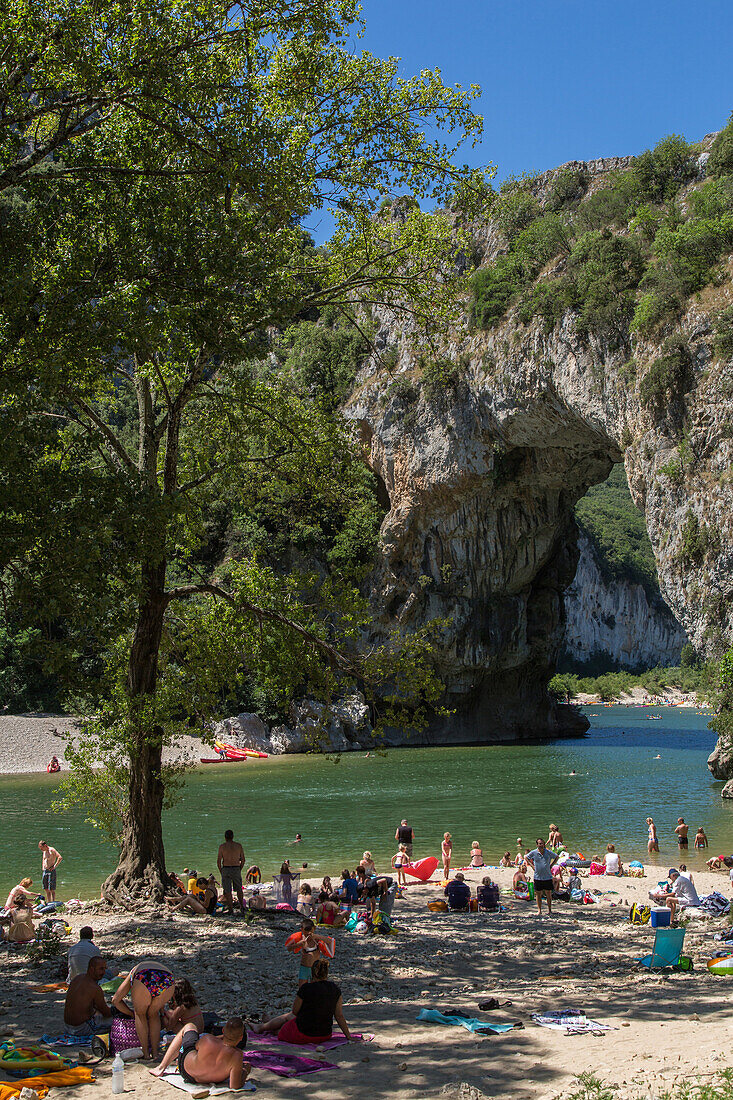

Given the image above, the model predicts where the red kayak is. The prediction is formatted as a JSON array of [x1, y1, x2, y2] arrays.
[[403, 857, 439, 882], [199, 757, 247, 764]]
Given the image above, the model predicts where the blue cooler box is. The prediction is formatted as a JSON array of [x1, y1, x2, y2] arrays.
[[651, 906, 671, 928]]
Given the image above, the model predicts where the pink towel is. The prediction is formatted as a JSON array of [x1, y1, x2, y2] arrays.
[[246, 1031, 372, 1051], [243, 1049, 333, 1076]]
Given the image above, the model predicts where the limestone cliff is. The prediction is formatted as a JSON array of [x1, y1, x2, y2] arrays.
[[562, 532, 687, 670], [345, 149, 733, 746]]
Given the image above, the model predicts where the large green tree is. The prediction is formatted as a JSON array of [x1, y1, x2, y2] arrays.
[[0, 0, 488, 896]]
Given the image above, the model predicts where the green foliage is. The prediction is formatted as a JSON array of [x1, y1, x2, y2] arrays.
[[575, 465, 658, 596], [494, 187, 540, 241], [420, 356, 463, 400], [281, 317, 370, 410], [710, 650, 733, 748], [638, 335, 693, 416], [470, 256, 527, 328], [679, 510, 709, 564], [552, 662, 718, 702], [565, 229, 645, 337], [545, 167, 590, 212], [708, 113, 733, 178], [713, 305, 733, 360]]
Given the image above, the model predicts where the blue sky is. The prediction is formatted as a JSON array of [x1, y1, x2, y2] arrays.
[[356, 0, 733, 181]]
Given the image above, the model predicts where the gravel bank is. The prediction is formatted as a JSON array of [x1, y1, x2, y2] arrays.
[[0, 715, 203, 775]]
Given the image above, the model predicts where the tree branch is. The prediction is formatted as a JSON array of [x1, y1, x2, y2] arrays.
[[163, 582, 355, 673], [64, 395, 138, 476]]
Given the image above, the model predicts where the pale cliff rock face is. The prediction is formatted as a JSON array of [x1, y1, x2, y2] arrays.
[[344, 154, 733, 747], [562, 533, 687, 670]]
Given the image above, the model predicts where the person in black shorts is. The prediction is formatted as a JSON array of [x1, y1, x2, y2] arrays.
[[395, 819, 414, 858]]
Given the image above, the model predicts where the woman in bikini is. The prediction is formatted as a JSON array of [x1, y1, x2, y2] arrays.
[[112, 959, 175, 1059], [646, 817, 659, 853]]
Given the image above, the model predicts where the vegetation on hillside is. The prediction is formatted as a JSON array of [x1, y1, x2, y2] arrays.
[[549, 644, 718, 702], [470, 119, 733, 359], [575, 465, 659, 597]]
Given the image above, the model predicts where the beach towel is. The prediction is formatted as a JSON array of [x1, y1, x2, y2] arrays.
[[245, 1031, 372, 1051], [531, 1010, 613, 1035], [698, 892, 730, 915], [0, 1069, 93, 1097], [161, 1071, 256, 1094], [40, 1034, 92, 1048], [242, 1050, 333, 1077], [416, 1009, 520, 1035]]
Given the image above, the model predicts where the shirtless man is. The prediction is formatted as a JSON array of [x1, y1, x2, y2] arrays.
[[150, 1019, 249, 1088], [64, 957, 113, 1036], [217, 830, 245, 915], [675, 818, 689, 849], [38, 840, 62, 903], [646, 817, 659, 853]]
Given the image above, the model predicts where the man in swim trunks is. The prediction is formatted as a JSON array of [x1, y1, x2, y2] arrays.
[[395, 819, 414, 858], [150, 1018, 249, 1087], [38, 839, 62, 903], [217, 829, 245, 915], [64, 956, 113, 1036], [675, 818, 689, 849]]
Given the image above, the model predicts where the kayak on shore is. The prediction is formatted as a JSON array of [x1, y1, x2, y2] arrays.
[[214, 740, 268, 759]]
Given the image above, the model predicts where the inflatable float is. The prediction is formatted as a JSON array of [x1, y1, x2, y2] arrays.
[[200, 757, 246, 764], [403, 857, 439, 883], [284, 932, 336, 958], [707, 955, 733, 974], [214, 741, 268, 759]]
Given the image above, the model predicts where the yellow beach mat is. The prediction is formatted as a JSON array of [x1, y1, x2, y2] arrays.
[[0, 1068, 94, 1100]]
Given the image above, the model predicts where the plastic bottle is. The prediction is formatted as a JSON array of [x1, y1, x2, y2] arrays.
[[528, 879, 535, 900], [112, 1052, 125, 1095]]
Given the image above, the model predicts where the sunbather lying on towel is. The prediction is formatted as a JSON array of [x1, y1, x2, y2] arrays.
[[150, 1019, 250, 1088]]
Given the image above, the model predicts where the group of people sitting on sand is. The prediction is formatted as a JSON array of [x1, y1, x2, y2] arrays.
[[62, 928, 352, 1090], [296, 865, 398, 922]]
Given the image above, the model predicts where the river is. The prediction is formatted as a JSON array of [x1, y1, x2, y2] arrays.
[[1, 704, 729, 898]]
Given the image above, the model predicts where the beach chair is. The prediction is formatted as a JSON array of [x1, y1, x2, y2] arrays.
[[636, 927, 686, 968]]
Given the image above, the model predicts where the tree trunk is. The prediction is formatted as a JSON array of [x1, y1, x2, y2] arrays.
[[104, 558, 169, 900]]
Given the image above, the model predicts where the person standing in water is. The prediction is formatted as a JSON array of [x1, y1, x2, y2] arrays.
[[395, 819, 414, 858], [675, 818, 689, 849], [646, 817, 659, 853]]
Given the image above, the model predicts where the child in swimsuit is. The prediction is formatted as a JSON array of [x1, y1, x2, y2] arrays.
[[441, 833, 452, 880], [469, 841, 485, 868], [391, 844, 408, 886], [694, 827, 708, 849]]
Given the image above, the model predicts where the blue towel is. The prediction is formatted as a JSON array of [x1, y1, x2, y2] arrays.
[[417, 1009, 518, 1034]]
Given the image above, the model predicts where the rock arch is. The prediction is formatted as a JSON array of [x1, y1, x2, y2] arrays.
[[347, 301, 733, 744]]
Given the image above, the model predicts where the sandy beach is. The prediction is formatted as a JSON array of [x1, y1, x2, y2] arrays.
[[3, 862, 733, 1100]]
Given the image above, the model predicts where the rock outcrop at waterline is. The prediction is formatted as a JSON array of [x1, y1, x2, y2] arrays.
[[562, 533, 687, 671], [344, 153, 733, 746]]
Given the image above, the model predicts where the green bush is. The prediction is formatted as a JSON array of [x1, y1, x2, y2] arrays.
[[470, 256, 527, 328], [708, 112, 733, 177], [713, 305, 733, 360], [545, 167, 590, 212], [638, 335, 693, 415], [420, 357, 463, 400], [679, 510, 708, 563], [565, 229, 645, 336], [494, 187, 540, 241], [283, 318, 369, 409]]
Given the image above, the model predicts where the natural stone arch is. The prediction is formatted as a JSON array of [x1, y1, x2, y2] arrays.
[[347, 291, 733, 744]]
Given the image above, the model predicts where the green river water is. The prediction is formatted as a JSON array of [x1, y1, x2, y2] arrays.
[[1, 704, 729, 898]]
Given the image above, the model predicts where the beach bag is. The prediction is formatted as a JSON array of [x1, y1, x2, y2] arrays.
[[676, 954, 694, 971], [582, 891, 596, 904], [110, 1015, 139, 1053], [629, 903, 651, 925], [427, 899, 448, 912], [373, 910, 393, 934]]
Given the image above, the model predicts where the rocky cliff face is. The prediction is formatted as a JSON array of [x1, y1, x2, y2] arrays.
[[562, 532, 687, 670], [344, 153, 733, 746]]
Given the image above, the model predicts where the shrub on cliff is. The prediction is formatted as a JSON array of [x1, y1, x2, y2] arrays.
[[708, 112, 733, 178]]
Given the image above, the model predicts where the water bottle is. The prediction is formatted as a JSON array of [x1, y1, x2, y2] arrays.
[[111, 1052, 124, 1095], [528, 879, 535, 900]]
